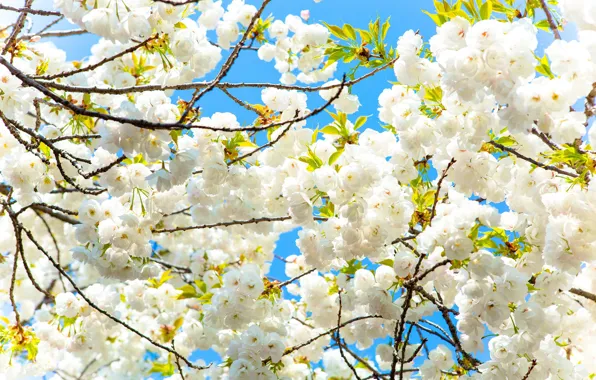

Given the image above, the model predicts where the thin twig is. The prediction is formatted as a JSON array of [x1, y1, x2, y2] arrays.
[[277, 269, 316, 288], [522, 359, 538, 380], [34, 35, 159, 80], [0, 4, 61, 16], [336, 291, 362, 380], [179, 0, 272, 121], [35, 58, 398, 95], [282, 315, 383, 357], [429, 158, 455, 226], [2, 0, 33, 56], [489, 140, 578, 178]]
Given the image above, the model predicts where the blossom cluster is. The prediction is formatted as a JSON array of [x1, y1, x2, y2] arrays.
[[0, 0, 595, 379]]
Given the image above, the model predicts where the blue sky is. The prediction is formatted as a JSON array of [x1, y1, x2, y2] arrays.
[[21, 0, 578, 375]]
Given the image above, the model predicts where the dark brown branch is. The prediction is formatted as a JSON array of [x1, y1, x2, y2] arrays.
[[522, 359, 538, 380], [538, 0, 561, 39], [411, 322, 453, 346], [18, 28, 88, 41], [1, 0, 33, 56], [147, 258, 192, 274], [20, 244, 55, 302], [0, 184, 79, 224], [219, 87, 265, 117], [398, 324, 415, 379], [390, 254, 425, 378], [488, 140, 578, 178], [277, 269, 317, 288], [34, 35, 159, 80], [0, 4, 61, 16], [531, 127, 560, 151], [405, 259, 451, 286], [33, 210, 67, 291], [433, 292, 480, 369], [415, 326, 430, 358], [429, 158, 455, 226], [48, 134, 101, 142], [35, 58, 397, 96], [9, 227, 22, 326], [153, 215, 292, 233], [282, 315, 383, 357], [33, 15, 65, 37], [418, 319, 453, 344], [584, 83, 596, 124], [1, 56, 351, 134], [334, 339, 383, 378], [336, 291, 362, 380], [569, 288, 596, 303], [229, 77, 347, 166], [172, 341, 187, 380], [179, 0, 272, 121], [152, 0, 200, 5]]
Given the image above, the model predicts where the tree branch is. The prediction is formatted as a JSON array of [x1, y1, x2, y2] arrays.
[[538, 0, 561, 39], [488, 140, 578, 178], [569, 288, 596, 303]]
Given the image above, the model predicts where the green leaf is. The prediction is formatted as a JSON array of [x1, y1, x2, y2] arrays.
[[343, 53, 356, 63], [480, 1, 493, 19], [358, 29, 373, 43], [170, 130, 182, 146], [490, 0, 509, 13], [329, 149, 344, 165], [198, 292, 213, 304], [534, 19, 551, 32], [468, 222, 481, 240], [494, 135, 517, 147], [324, 23, 348, 40], [237, 141, 258, 148], [311, 128, 319, 144], [377, 258, 394, 267], [39, 143, 51, 159], [328, 282, 339, 295], [299, 156, 317, 169], [149, 362, 175, 377], [354, 116, 368, 130], [434, 0, 447, 12], [173, 316, 184, 330], [535, 54, 555, 79], [342, 24, 357, 40], [319, 202, 335, 218], [422, 10, 443, 26], [148, 270, 173, 288], [371, 17, 380, 36], [554, 336, 569, 347], [194, 280, 208, 294], [60, 316, 78, 329], [176, 284, 198, 300], [35, 59, 50, 75], [381, 18, 391, 40], [321, 125, 341, 135], [382, 124, 397, 134], [326, 50, 345, 66], [340, 259, 365, 276]]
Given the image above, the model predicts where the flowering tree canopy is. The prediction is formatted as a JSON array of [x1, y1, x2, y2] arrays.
[[0, 0, 596, 378]]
